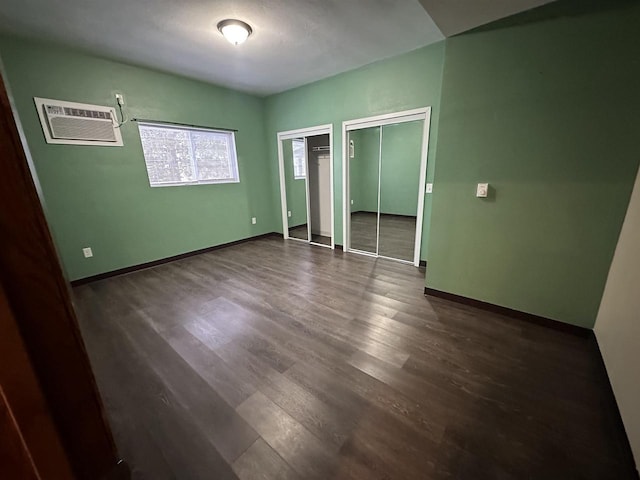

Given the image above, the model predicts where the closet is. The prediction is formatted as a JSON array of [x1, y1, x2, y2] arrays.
[[278, 125, 334, 248], [344, 109, 430, 265]]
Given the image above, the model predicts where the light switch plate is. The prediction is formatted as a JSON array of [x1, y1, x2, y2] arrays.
[[476, 183, 489, 198], [426, 183, 433, 194]]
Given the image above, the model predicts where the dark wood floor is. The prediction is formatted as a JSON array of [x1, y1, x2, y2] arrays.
[[72, 237, 637, 480], [289, 224, 331, 246], [288, 224, 308, 241], [311, 234, 331, 246], [350, 212, 417, 262]]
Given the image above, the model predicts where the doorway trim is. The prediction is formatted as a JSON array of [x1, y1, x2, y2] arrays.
[[277, 124, 335, 249], [342, 107, 431, 266]]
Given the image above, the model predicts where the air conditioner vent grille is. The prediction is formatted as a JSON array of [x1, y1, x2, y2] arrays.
[[34, 97, 123, 146], [49, 116, 117, 142]]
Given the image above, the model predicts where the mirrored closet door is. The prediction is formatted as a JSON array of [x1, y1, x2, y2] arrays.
[[348, 126, 380, 255], [378, 120, 423, 262], [278, 125, 334, 249], [283, 138, 309, 241], [345, 109, 430, 266]]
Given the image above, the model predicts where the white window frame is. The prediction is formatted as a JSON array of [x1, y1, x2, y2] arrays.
[[137, 122, 240, 187], [292, 138, 306, 180]]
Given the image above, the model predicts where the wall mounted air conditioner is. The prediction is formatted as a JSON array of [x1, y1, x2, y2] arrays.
[[34, 97, 123, 146]]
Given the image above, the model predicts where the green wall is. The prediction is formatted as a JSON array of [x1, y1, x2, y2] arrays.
[[427, 0, 640, 328], [265, 43, 445, 259], [380, 121, 422, 216], [349, 122, 423, 216], [0, 36, 275, 281], [282, 138, 307, 228], [3, 0, 639, 329], [349, 127, 380, 213]]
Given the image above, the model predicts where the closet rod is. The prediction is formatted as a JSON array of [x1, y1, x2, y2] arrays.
[[132, 118, 238, 133]]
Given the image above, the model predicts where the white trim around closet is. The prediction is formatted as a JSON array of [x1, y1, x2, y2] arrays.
[[342, 107, 431, 266], [277, 124, 335, 250]]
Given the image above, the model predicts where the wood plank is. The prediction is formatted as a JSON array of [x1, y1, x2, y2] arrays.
[[236, 392, 337, 480], [217, 342, 352, 450], [76, 290, 239, 479], [71, 237, 639, 479], [232, 438, 299, 480]]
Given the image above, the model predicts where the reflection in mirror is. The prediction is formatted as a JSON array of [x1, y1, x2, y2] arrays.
[[378, 121, 422, 262], [349, 127, 380, 254], [283, 138, 308, 241]]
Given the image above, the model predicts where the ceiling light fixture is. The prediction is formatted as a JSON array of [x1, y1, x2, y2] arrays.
[[217, 19, 252, 46]]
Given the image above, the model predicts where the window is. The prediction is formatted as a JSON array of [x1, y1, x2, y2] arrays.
[[138, 123, 240, 187], [292, 139, 306, 179]]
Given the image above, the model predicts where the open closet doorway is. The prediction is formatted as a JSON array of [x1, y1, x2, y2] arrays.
[[277, 124, 334, 249], [342, 108, 430, 266]]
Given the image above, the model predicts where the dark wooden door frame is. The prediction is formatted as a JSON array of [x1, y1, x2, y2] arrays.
[[0, 282, 75, 479], [0, 70, 126, 478]]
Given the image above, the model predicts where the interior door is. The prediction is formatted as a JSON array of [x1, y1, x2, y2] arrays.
[[0, 71, 124, 479], [283, 137, 308, 241], [378, 120, 423, 262], [348, 126, 380, 254], [0, 283, 74, 480], [307, 134, 331, 242], [345, 109, 430, 265]]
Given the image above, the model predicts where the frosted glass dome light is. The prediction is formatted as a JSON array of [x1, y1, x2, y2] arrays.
[[217, 19, 252, 45]]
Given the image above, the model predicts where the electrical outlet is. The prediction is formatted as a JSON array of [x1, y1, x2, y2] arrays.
[[251, 217, 257, 225], [426, 183, 433, 194], [476, 183, 489, 198], [115, 93, 125, 106], [82, 247, 93, 258], [287, 211, 292, 218], [351, 199, 354, 205]]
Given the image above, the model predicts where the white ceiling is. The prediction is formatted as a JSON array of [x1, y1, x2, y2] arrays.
[[0, 0, 555, 96], [418, 0, 557, 36]]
